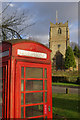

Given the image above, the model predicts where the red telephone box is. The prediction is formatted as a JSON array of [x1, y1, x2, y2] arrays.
[[0, 39, 52, 119]]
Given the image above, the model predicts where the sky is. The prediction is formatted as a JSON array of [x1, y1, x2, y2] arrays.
[[1, 1, 79, 46]]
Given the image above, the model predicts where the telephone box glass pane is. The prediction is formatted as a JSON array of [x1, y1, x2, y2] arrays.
[[45, 69, 47, 78], [21, 80, 24, 91], [45, 80, 47, 90], [26, 80, 43, 91], [0, 105, 2, 117], [0, 79, 2, 90], [26, 67, 43, 78], [21, 93, 24, 105], [21, 67, 24, 78], [0, 68, 2, 118], [25, 92, 43, 104], [0, 89, 2, 103], [0, 68, 2, 108], [0, 67, 2, 78], [45, 92, 47, 102], [21, 107, 24, 118], [25, 105, 43, 117], [45, 116, 47, 119], [2, 66, 6, 118]]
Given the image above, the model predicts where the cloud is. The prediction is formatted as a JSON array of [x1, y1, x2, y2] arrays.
[[1, 0, 80, 2], [69, 24, 73, 29], [9, 3, 14, 7], [24, 34, 49, 45], [70, 27, 78, 43]]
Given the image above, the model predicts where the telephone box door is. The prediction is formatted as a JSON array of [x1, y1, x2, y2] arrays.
[[15, 61, 52, 119]]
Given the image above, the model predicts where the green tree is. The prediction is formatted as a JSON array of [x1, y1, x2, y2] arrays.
[[73, 45, 80, 58], [65, 46, 76, 69]]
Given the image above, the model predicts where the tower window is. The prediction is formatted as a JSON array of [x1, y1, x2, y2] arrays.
[[58, 28, 62, 34], [58, 44, 61, 48]]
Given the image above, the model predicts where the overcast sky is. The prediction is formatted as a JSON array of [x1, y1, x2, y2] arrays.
[[2, 1, 79, 46]]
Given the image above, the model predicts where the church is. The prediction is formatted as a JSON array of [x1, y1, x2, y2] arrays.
[[49, 13, 70, 70]]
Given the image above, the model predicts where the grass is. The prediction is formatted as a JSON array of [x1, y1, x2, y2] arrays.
[[52, 93, 80, 120], [52, 82, 80, 87]]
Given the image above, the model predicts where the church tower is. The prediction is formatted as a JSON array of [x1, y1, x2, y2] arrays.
[[49, 14, 70, 70]]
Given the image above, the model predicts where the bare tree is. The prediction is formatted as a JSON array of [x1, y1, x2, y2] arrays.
[[0, 2, 36, 41]]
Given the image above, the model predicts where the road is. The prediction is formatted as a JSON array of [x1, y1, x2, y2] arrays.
[[52, 85, 80, 94]]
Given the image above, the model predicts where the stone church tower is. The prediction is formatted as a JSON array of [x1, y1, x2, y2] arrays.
[[49, 21, 70, 70]]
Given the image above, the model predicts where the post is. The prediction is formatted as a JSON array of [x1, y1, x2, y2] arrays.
[[66, 88, 69, 94]]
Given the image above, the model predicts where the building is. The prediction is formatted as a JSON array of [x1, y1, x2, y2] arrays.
[[49, 21, 70, 70]]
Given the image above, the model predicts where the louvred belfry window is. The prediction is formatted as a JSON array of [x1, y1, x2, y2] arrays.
[[58, 28, 62, 34]]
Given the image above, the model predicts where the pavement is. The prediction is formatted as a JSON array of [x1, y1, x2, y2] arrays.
[[52, 85, 80, 94]]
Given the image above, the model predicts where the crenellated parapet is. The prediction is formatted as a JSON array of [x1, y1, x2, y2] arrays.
[[50, 21, 68, 27]]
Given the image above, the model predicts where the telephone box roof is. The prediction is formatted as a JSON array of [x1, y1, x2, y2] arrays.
[[2, 39, 51, 52]]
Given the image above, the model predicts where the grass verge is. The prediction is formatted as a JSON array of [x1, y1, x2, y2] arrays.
[[52, 93, 80, 120], [52, 82, 80, 87]]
